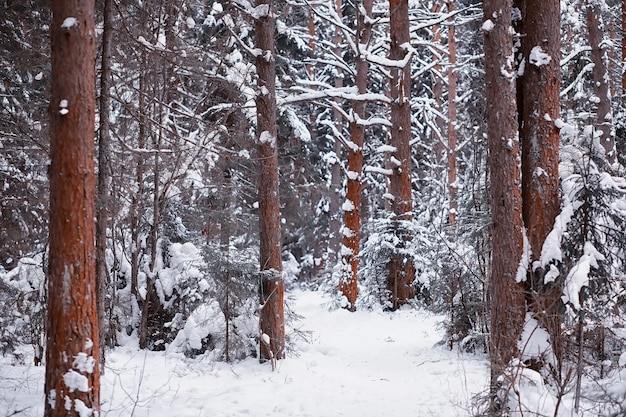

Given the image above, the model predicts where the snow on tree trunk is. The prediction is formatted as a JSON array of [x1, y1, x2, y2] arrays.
[[255, 0, 285, 362], [586, 1, 614, 163], [386, 0, 415, 310], [339, 0, 373, 311], [514, 0, 563, 374], [482, 0, 526, 401], [46, 1, 100, 415]]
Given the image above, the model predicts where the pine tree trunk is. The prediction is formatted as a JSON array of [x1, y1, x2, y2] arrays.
[[96, 0, 113, 364], [514, 0, 562, 374], [46, 1, 100, 415], [482, 0, 526, 401], [255, 0, 285, 362], [339, 0, 372, 311], [387, 0, 415, 309], [587, 1, 614, 163]]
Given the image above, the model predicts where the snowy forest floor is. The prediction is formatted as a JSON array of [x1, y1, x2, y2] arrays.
[[2, 289, 490, 417]]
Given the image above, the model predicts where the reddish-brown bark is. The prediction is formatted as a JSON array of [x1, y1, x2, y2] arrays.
[[387, 0, 415, 309], [483, 0, 526, 387], [46, 1, 100, 415], [340, 0, 373, 311], [255, 0, 285, 362], [587, 1, 614, 163], [515, 0, 562, 372]]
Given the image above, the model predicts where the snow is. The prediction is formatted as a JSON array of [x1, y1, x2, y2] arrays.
[[376, 144, 397, 153], [481, 19, 495, 32], [59, 99, 69, 115], [529, 46, 551, 67], [341, 199, 355, 212], [515, 229, 530, 283], [562, 242, 605, 310], [0, 289, 488, 416], [259, 130, 275, 147], [61, 17, 78, 29], [63, 369, 89, 393], [518, 314, 554, 366], [73, 352, 95, 374]]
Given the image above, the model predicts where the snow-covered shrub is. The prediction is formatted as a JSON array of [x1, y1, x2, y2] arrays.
[[202, 243, 258, 361], [359, 216, 427, 310], [0, 255, 45, 362]]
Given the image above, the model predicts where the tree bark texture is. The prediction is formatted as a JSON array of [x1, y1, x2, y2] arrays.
[[587, 1, 614, 163], [327, 0, 344, 272], [514, 0, 563, 373], [46, 0, 100, 415], [96, 0, 114, 361], [623, 0, 626, 96], [387, 0, 415, 309], [447, 1, 458, 231], [255, 0, 285, 362], [482, 0, 526, 391], [339, 0, 373, 311]]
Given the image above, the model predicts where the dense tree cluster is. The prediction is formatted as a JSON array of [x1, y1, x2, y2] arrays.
[[2, 0, 626, 415]]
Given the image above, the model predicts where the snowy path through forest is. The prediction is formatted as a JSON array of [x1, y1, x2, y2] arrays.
[[1, 289, 489, 416]]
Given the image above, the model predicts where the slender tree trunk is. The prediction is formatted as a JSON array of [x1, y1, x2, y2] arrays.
[[339, 0, 372, 311], [447, 1, 458, 231], [96, 0, 114, 366], [46, 1, 100, 415], [387, 0, 415, 309], [431, 1, 446, 163], [587, 0, 614, 163], [327, 0, 344, 272], [623, 0, 626, 96], [482, 0, 526, 403], [514, 0, 562, 375], [255, 0, 285, 363]]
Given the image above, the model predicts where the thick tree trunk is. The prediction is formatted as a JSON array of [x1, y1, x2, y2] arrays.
[[587, 1, 614, 163], [255, 0, 285, 363], [46, 1, 100, 415], [514, 0, 562, 374], [482, 0, 526, 400], [96, 0, 114, 364], [387, 0, 415, 309], [339, 0, 372, 311]]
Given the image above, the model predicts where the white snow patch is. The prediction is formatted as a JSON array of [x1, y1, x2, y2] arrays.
[[519, 314, 554, 366], [516, 229, 530, 283], [259, 131, 275, 147], [529, 46, 551, 67], [562, 242, 605, 310], [342, 199, 355, 212], [63, 369, 89, 393], [481, 19, 495, 32], [73, 352, 95, 374], [74, 399, 93, 417], [544, 264, 560, 284], [61, 17, 79, 29], [376, 145, 397, 153]]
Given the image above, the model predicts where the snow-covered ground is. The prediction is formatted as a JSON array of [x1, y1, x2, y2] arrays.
[[1, 289, 489, 417]]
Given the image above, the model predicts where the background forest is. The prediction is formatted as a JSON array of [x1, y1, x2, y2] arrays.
[[3, 0, 626, 415]]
